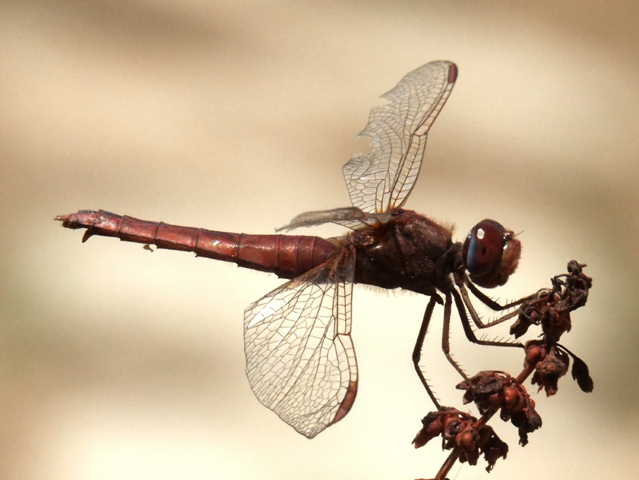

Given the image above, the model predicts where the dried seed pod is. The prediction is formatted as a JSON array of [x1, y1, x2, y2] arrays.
[[524, 340, 548, 368], [503, 386, 522, 411]]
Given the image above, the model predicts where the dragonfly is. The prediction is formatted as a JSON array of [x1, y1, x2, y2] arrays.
[[56, 60, 529, 439]]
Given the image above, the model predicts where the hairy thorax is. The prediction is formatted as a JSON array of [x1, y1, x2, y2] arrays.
[[350, 209, 457, 295]]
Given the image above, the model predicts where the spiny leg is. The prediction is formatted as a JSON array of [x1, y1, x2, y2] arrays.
[[442, 292, 469, 380], [456, 279, 520, 329], [464, 274, 534, 311], [451, 287, 524, 349], [412, 296, 441, 409]]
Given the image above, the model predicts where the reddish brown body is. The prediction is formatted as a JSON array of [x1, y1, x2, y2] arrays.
[[53, 61, 547, 453], [351, 209, 456, 296], [56, 210, 337, 279]]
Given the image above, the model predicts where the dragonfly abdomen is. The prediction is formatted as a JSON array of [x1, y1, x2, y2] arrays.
[[56, 210, 337, 278]]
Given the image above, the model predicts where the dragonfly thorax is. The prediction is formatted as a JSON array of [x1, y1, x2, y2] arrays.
[[351, 210, 456, 295]]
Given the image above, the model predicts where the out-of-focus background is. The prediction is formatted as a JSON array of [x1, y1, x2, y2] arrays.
[[1, 1, 637, 479]]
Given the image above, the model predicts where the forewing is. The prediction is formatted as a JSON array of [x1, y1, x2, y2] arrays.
[[343, 60, 457, 213], [243, 248, 357, 438]]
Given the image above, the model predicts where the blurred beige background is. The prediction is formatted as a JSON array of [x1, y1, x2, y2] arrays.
[[1, 1, 638, 479]]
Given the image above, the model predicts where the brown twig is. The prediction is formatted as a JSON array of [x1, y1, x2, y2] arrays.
[[434, 449, 460, 480]]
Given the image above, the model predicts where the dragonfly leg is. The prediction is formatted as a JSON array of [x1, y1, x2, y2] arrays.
[[441, 292, 469, 380], [412, 296, 441, 409], [451, 288, 523, 349], [464, 274, 534, 311], [456, 280, 520, 329]]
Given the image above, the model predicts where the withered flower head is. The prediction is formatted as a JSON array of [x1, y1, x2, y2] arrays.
[[413, 408, 509, 472], [528, 343, 594, 395], [413, 409, 474, 449], [541, 309, 572, 344], [458, 371, 542, 446], [512, 261, 592, 342], [510, 302, 541, 338], [532, 346, 569, 395], [565, 260, 592, 310], [456, 370, 507, 412], [508, 404, 543, 446], [456, 422, 509, 470], [511, 291, 573, 342], [412, 411, 445, 448], [478, 426, 509, 472]]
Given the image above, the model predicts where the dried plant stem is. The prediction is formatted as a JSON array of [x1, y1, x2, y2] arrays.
[[434, 449, 460, 480]]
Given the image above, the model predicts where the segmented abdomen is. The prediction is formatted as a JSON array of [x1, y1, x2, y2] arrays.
[[56, 210, 337, 279]]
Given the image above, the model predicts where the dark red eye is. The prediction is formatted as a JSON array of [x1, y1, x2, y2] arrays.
[[463, 219, 521, 288], [463, 220, 505, 276]]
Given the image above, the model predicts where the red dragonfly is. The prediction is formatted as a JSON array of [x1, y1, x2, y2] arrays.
[[57, 60, 526, 439]]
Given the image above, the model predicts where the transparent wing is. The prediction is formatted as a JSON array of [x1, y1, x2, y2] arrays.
[[243, 248, 358, 438], [275, 206, 390, 232], [343, 60, 457, 213]]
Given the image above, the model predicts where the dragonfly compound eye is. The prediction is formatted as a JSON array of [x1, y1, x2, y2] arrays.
[[463, 219, 521, 288]]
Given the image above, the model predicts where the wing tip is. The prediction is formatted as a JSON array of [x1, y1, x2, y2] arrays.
[[329, 380, 359, 426], [294, 379, 357, 438], [447, 62, 458, 84]]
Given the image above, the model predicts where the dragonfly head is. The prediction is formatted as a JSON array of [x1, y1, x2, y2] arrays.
[[462, 219, 521, 288]]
